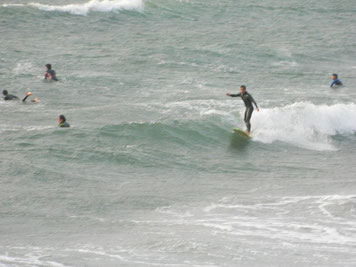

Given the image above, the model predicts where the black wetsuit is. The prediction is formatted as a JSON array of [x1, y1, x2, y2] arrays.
[[45, 69, 58, 81], [229, 91, 258, 132], [3, 94, 18, 100]]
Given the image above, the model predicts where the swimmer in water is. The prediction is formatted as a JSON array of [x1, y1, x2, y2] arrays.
[[3, 90, 19, 100], [58, 115, 70, 128], [330, 73, 343, 88], [22, 92, 39, 103], [44, 64, 58, 81], [3, 90, 39, 103], [226, 85, 259, 134]]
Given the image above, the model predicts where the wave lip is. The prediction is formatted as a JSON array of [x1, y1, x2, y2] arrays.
[[2, 0, 144, 16]]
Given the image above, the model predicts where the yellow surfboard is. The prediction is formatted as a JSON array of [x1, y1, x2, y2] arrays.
[[233, 128, 251, 139]]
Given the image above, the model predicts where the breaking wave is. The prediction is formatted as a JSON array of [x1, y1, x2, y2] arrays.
[[1, 0, 144, 16]]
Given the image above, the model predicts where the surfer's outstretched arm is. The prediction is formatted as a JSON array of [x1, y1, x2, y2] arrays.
[[226, 93, 241, 97]]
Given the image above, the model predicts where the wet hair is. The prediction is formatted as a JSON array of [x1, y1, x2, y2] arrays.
[[332, 73, 338, 78], [240, 85, 246, 90], [46, 64, 52, 70], [2, 90, 8, 95], [59, 115, 66, 122]]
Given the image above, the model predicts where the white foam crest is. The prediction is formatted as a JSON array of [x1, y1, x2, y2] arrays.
[[191, 217, 356, 245], [156, 206, 193, 218], [0, 254, 67, 267], [252, 102, 356, 150], [199, 194, 356, 245], [0, 125, 55, 132], [2, 0, 144, 16]]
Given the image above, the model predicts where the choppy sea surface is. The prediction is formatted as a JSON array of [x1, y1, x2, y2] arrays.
[[1, 0, 356, 266]]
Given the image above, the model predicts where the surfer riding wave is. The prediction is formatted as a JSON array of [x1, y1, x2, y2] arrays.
[[227, 85, 259, 134]]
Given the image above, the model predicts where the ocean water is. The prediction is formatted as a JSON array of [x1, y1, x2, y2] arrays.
[[1, 0, 356, 266]]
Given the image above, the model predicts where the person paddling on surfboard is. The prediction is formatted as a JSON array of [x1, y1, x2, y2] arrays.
[[226, 85, 259, 134]]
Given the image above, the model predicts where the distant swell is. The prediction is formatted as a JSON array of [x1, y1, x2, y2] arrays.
[[1, 0, 144, 16]]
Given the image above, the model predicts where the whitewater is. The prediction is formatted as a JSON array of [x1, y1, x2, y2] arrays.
[[2, 0, 144, 16], [1, 0, 356, 266]]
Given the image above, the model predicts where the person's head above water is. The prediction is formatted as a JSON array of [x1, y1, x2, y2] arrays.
[[58, 115, 66, 123], [46, 64, 52, 70], [332, 73, 338, 80], [58, 115, 70, 127], [2, 90, 8, 96], [240, 85, 246, 94]]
